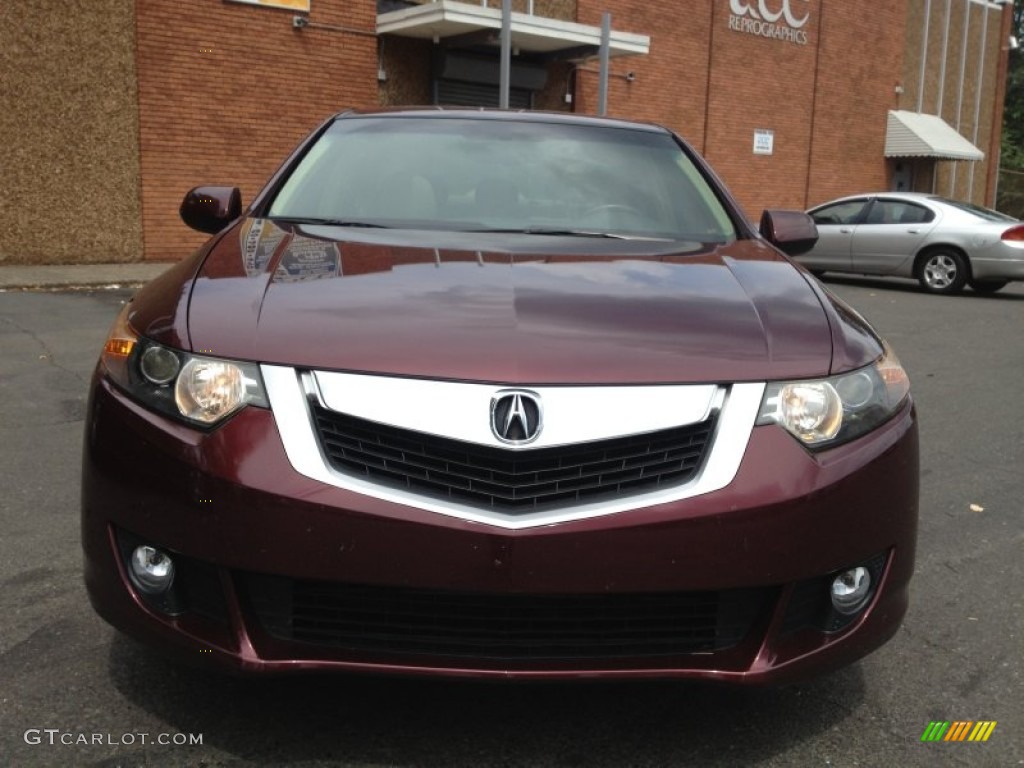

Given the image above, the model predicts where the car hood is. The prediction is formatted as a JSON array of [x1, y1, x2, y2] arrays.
[[158, 220, 868, 384]]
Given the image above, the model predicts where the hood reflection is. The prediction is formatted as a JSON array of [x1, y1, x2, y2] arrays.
[[274, 235, 341, 282], [239, 219, 287, 277]]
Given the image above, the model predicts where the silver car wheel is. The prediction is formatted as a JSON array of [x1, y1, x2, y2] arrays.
[[919, 251, 968, 294]]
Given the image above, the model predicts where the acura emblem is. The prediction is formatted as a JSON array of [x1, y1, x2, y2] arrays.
[[490, 390, 542, 445]]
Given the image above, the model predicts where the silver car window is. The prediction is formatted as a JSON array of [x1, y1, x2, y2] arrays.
[[929, 196, 1018, 223], [865, 201, 934, 225], [811, 200, 868, 226]]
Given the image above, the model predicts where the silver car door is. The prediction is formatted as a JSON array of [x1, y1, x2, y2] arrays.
[[805, 199, 870, 271], [850, 200, 937, 274]]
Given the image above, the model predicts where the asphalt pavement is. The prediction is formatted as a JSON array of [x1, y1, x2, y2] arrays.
[[0, 272, 1021, 767]]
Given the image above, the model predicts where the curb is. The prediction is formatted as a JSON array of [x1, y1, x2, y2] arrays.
[[0, 263, 173, 292]]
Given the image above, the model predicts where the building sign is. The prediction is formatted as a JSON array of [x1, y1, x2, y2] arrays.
[[728, 1, 810, 45], [753, 129, 774, 155], [227, 0, 311, 11]]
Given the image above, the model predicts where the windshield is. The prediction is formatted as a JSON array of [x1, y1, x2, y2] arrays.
[[268, 116, 737, 242]]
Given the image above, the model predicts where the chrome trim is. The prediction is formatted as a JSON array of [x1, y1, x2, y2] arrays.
[[262, 366, 764, 530], [309, 370, 721, 449], [490, 390, 543, 445]]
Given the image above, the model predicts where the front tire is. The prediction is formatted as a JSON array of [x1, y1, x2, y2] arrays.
[[918, 250, 968, 294], [969, 279, 1008, 295]]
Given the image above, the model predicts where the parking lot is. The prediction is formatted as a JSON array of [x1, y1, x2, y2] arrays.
[[1, 278, 1022, 767]]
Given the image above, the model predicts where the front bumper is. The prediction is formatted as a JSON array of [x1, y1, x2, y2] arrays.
[[82, 372, 918, 684]]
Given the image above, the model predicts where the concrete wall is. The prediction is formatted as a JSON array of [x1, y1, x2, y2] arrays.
[[0, 0, 143, 264], [902, 0, 1006, 206]]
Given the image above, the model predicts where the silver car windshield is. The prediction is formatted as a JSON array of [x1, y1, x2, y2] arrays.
[[269, 117, 737, 242]]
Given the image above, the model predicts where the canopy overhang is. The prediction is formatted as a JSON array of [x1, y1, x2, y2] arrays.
[[885, 110, 984, 162], [377, 1, 650, 59]]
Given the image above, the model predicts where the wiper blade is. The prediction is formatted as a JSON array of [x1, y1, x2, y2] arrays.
[[467, 227, 639, 239], [268, 216, 391, 228]]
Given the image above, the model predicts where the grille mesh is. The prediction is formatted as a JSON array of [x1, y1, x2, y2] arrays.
[[311, 405, 716, 512], [245, 575, 772, 661]]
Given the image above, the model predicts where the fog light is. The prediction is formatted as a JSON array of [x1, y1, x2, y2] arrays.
[[831, 566, 871, 615], [129, 545, 175, 594]]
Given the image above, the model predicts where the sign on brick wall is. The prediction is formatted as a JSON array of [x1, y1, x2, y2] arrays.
[[228, 0, 311, 11], [727, 0, 810, 45], [753, 129, 774, 155]]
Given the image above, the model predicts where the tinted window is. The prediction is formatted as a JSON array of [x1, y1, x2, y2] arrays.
[[811, 200, 868, 226], [269, 117, 736, 242], [864, 201, 935, 225], [929, 196, 1018, 223]]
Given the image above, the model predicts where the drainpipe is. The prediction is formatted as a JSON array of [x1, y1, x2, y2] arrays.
[[950, 0, 971, 197], [985, 0, 1015, 207], [598, 13, 611, 116], [499, 0, 511, 109], [918, 0, 932, 112], [967, 0, 991, 202]]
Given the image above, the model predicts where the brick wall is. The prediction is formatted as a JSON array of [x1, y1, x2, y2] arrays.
[[379, 38, 433, 106], [804, 1, 907, 208], [575, 0, 711, 146], [7, 1, 1009, 265], [135, 0, 378, 261], [576, 1, 909, 219]]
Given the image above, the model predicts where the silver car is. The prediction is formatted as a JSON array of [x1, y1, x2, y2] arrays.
[[800, 192, 1024, 294]]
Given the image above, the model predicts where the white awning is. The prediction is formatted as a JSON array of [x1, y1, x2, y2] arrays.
[[377, 1, 650, 58], [885, 110, 984, 161]]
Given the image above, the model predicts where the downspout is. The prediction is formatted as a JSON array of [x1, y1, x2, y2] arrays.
[[917, 0, 932, 112], [985, 1, 1015, 207], [701, 0, 716, 156], [802, 2, 826, 208], [967, 0, 991, 202], [950, 0, 971, 196]]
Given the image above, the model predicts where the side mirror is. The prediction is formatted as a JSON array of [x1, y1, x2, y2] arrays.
[[180, 186, 242, 234], [760, 209, 818, 257]]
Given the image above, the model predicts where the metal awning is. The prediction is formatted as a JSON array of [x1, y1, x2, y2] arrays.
[[377, 1, 650, 59], [885, 110, 984, 161]]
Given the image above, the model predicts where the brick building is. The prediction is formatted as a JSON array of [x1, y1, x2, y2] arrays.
[[0, 0, 1015, 265]]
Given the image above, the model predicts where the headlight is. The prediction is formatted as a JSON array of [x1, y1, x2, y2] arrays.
[[99, 306, 267, 427], [757, 343, 910, 449]]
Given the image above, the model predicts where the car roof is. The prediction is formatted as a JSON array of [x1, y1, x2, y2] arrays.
[[815, 192, 935, 204], [331, 107, 671, 135], [809, 192, 943, 210]]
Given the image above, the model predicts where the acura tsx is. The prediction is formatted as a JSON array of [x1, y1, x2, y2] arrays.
[[82, 109, 918, 684]]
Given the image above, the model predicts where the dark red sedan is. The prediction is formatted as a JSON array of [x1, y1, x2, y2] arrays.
[[82, 110, 918, 683]]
